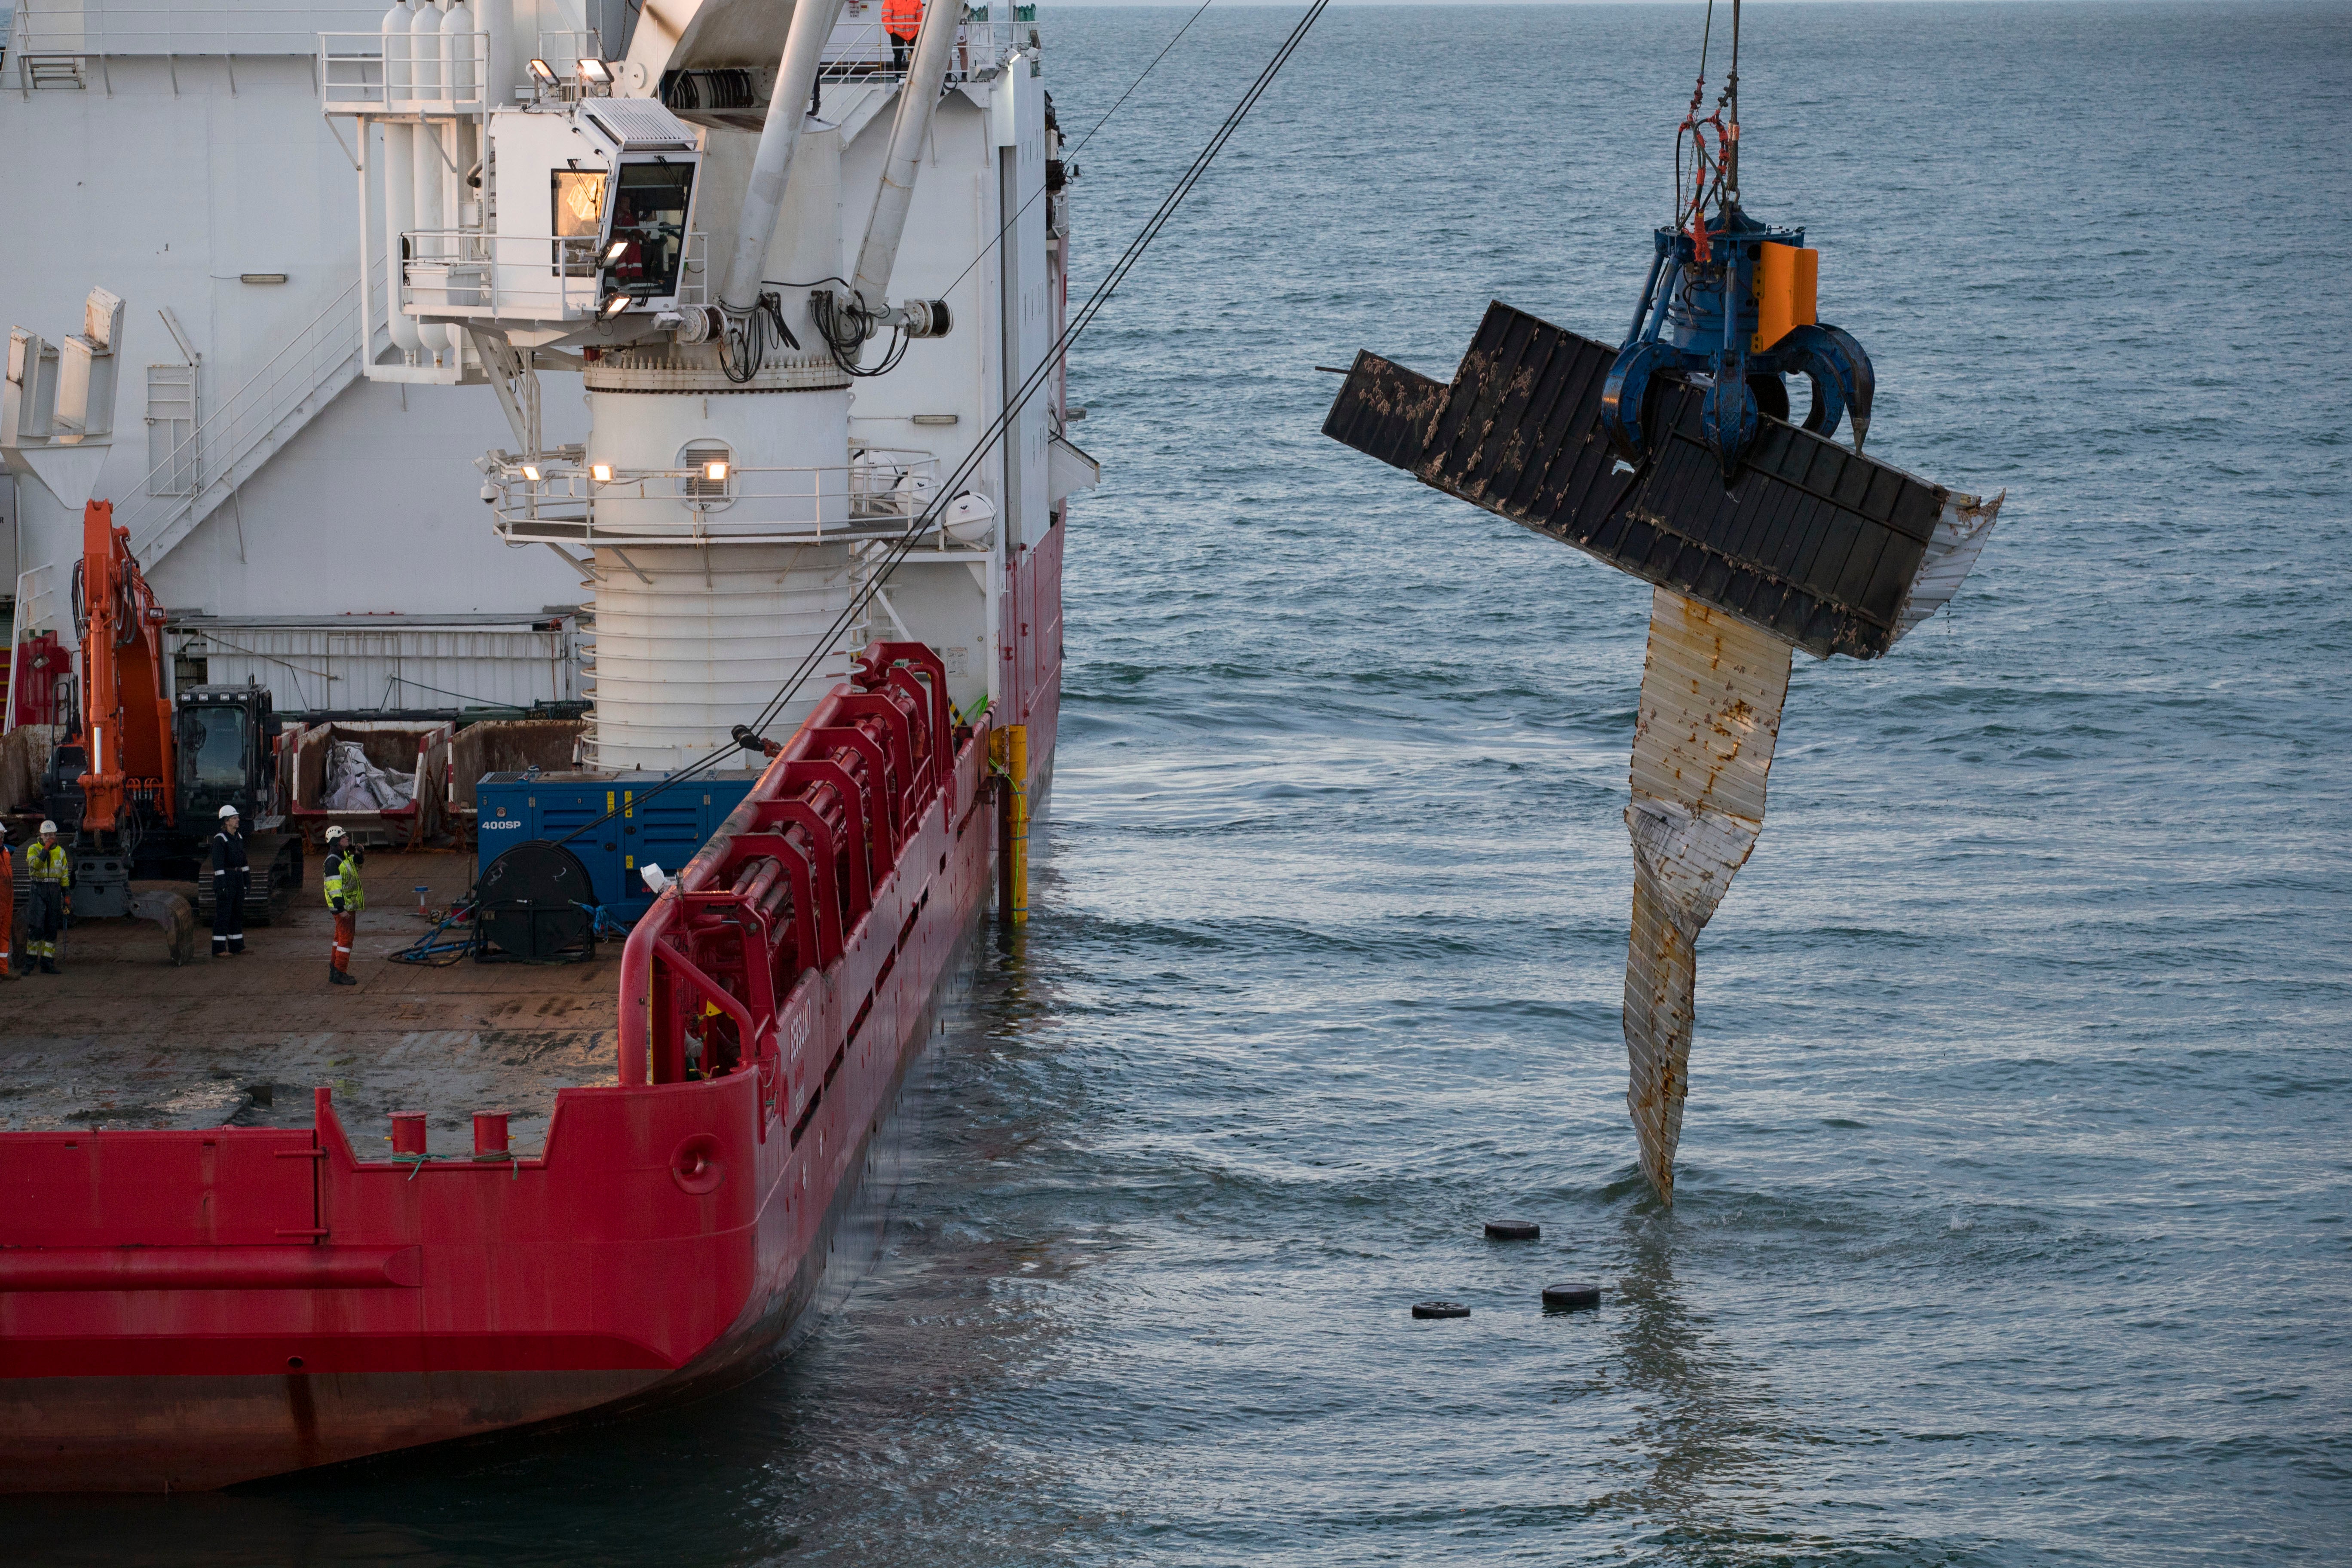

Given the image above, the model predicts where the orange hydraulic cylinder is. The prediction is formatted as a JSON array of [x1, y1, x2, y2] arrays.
[[77, 501, 126, 833], [1752, 242, 1819, 353]]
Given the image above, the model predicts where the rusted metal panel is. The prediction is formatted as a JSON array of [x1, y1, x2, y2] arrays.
[[1622, 589, 1792, 1205], [1326, 299, 2004, 1207], [1320, 349, 1446, 472], [1322, 302, 1974, 660]]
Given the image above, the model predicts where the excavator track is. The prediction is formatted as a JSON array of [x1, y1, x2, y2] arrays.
[[193, 834, 302, 929]]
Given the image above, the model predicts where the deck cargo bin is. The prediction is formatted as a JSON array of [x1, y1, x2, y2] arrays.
[[286, 721, 454, 848], [445, 720, 590, 845]]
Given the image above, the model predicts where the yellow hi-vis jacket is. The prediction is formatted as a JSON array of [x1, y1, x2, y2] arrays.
[[26, 841, 69, 887], [323, 848, 364, 913]]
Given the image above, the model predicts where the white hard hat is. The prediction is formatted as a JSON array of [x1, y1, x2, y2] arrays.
[[324, 825, 347, 841], [39, 820, 58, 834], [219, 804, 240, 820]]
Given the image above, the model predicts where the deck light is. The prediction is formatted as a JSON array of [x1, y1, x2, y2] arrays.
[[591, 463, 614, 483], [527, 58, 558, 88], [600, 292, 633, 319], [521, 463, 542, 483], [577, 58, 614, 86], [704, 461, 729, 484], [601, 239, 630, 266]]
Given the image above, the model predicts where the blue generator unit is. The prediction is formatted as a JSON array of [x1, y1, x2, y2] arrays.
[[474, 770, 763, 925]]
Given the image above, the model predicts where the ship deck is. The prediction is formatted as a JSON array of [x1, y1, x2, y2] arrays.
[[0, 851, 616, 1156]]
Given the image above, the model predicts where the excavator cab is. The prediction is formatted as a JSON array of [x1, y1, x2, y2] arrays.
[[176, 683, 299, 929], [175, 684, 279, 828]]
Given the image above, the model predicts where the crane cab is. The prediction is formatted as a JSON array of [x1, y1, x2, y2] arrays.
[[405, 97, 706, 342]]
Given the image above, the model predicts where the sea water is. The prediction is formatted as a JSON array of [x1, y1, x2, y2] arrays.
[[11, 4, 2348, 1563]]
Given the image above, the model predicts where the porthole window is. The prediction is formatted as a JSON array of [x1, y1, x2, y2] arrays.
[[680, 440, 733, 510]]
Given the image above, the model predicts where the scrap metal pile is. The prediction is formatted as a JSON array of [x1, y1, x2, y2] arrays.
[[1322, 3, 2000, 1203]]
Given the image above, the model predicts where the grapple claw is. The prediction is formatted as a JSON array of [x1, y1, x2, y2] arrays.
[[1602, 205, 1875, 476], [1600, 337, 1677, 467], [1699, 368, 1758, 478]]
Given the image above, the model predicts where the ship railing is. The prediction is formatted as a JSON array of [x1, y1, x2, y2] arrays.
[[398, 228, 710, 324], [119, 251, 394, 567], [318, 30, 492, 118], [817, 13, 1039, 84], [532, 28, 605, 82], [11, 2, 371, 72], [491, 452, 950, 548]]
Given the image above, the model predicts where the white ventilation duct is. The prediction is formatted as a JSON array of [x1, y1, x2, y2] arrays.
[[717, 0, 849, 312], [849, 0, 964, 314]]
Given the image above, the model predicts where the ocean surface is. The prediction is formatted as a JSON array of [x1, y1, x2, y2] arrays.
[[14, 3, 2352, 1562]]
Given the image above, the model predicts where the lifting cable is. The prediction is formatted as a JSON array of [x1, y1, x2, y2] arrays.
[[930, 0, 1222, 313], [738, 0, 1332, 747], [473, 0, 1332, 907], [1672, 0, 1742, 263]]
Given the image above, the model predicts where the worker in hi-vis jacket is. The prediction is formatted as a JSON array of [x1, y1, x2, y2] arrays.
[[209, 805, 250, 958], [886, 0, 922, 70], [322, 825, 363, 987], [24, 820, 68, 974]]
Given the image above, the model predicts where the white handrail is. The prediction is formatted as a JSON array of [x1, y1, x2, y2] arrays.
[[119, 254, 391, 561], [493, 452, 946, 546], [318, 31, 489, 116], [816, 18, 1038, 83], [12, 2, 384, 58], [400, 229, 709, 321]]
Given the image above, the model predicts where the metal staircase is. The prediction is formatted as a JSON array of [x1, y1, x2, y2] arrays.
[[122, 260, 391, 571], [20, 54, 88, 89]]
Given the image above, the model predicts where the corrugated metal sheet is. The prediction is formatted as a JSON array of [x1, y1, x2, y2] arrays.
[[1322, 302, 1985, 660], [1325, 300, 2008, 1203], [175, 623, 579, 713], [1622, 589, 1792, 1206], [1893, 490, 2006, 643]]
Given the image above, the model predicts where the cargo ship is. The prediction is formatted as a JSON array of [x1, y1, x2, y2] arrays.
[[0, 0, 1078, 1488]]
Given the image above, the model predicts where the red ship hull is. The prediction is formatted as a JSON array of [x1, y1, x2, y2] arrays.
[[0, 530, 1066, 1487]]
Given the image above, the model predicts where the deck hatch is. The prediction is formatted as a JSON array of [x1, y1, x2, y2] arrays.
[[3, 1128, 318, 1248]]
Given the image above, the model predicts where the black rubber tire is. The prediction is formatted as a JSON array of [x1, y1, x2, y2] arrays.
[[1484, 1219, 1540, 1241], [1411, 1300, 1470, 1320], [1541, 1282, 1602, 1311]]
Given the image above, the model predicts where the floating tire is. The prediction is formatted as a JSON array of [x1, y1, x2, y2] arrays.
[[1484, 1219, 1540, 1241], [1541, 1282, 1602, 1311], [1411, 1300, 1470, 1320]]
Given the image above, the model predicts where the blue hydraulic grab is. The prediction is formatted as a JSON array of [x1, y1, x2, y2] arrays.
[[1596, 0, 1874, 478], [1599, 208, 1875, 478]]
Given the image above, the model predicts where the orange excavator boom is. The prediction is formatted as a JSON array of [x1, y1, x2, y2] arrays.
[[74, 499, 176, 836]]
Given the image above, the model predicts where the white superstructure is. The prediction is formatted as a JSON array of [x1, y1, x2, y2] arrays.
[[0, 0, 1087, 754]]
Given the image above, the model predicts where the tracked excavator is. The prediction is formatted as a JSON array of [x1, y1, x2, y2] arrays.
[[28, 500, 301, 961]]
